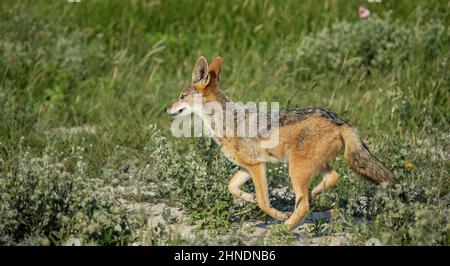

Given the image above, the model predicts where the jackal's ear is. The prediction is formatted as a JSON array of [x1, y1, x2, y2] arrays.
[[208, 56, 222, 82], [192, 56, 209, 83]]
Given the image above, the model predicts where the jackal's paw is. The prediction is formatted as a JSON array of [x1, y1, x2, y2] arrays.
[[278, 211, 291, 221], [235, 192, 256, 203], [242, 192, 256, 203], [284, 220, 297, 231]]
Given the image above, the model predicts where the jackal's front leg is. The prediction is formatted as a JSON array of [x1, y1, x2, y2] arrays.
[[228, 170, 256, 203], [246, 163, 290, 221]]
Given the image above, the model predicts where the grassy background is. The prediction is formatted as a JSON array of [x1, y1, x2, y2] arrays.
[[0, 0, 449, 245]]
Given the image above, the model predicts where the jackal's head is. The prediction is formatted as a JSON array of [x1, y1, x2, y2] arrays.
[[166, 56, 222, 118]]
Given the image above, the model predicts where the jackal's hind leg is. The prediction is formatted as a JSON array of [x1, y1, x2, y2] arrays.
[[284, 159, 314, 230], [311, 165, 340, 201], [228, 170, 256, 203]]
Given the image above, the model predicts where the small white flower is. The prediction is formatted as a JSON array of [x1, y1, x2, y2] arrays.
[[114, 224, 122, 232]]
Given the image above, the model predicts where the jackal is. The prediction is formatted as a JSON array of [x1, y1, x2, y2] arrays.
[[166, 56, 394, 229]]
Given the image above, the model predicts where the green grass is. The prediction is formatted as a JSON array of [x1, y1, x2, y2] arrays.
[[0, 0, 449, 245]]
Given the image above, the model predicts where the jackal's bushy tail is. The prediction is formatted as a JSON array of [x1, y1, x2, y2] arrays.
[[341, 127, 395, 183]]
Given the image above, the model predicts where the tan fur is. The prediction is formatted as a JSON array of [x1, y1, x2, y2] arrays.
[[167, 56, 395, 230]]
